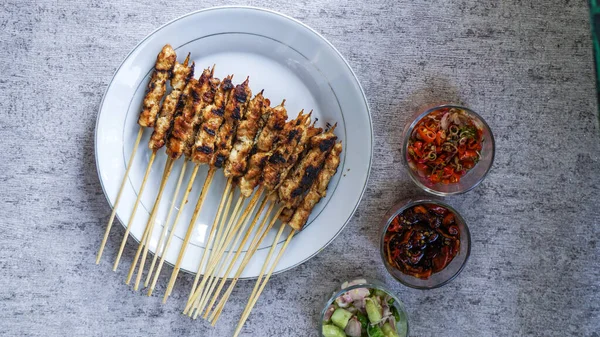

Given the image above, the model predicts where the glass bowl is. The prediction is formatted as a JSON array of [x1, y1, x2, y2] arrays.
[[320, 278, 409, 337], [379, 198, 471, 289], [401, 104, 495, 196]]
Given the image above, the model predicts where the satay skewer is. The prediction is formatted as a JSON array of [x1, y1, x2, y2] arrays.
[[162, 75, 235, 301], [145, 67, 219, 292], [194, 111, 311, 317], [211, 122, 336, 325], [123, 54, 195, 289], [174, 78, 251, 304], [195, 109, 309, 318], [233, 141, 342, 334], [97, 44, 176, 266]]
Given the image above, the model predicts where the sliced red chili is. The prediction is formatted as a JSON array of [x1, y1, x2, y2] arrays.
[[417, 127, 436, 143], [459, 150, 477, 161]]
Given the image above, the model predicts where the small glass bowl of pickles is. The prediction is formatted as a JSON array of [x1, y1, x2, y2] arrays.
[[320, 278, 409, 337]]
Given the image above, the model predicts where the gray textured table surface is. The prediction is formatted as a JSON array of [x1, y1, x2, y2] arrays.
[[1, 1, 599, 336]]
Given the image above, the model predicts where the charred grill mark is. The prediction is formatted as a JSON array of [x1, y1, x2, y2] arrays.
[[269, 153, 286, 164], [197, 145, 213, 154], [214, 155, 227, 168], [203, 126, 216, 136], [213, 107, 224, 117], [232, 106, 241, 120], [319, 138, 336, 152], [222, 78, 234, 90], [303, 165, 320, 185], [235, 86, 248, 103], [176, 97, 186, 110], [291, 187, 304, 198], [191, 89, 200, 101], [287, 129, 299, 142]]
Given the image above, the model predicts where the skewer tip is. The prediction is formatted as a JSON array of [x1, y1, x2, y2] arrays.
[[183, 53, 191, 66], [281, 99, 286, 106], [210, 64, 216, 75]]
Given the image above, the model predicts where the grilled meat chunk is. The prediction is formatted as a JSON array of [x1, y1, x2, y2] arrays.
[[167, 67, 218, 159], [288, 142, 342, 230], [238, 101, 288, 197], [138, 44, 177, 128], [149, 55, 194, 150], [278, 127, 336, 208], [262, 111, 312, 193], [212, 78, 252, 168], [225, 90, 270, 177], [191, 75, 234, 164]]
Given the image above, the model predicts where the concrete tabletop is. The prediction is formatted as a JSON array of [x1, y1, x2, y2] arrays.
[[1, 1, 599, 336]]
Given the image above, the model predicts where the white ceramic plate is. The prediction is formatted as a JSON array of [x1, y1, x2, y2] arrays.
[[95, 6, 372, 278]]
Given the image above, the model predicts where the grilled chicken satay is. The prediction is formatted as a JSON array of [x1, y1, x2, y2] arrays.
[[288, 142, 342, 230], [186, 74, 221, 158], [279, 206, 295, 223], [262, 111, 312, 193], [277, 125, 328, 222], [149, 54, 195, 150], [191, 75, 234, 164], [238, 101, 288, 197], [278, 125, 337, 208], [138, 44, 177, 128], [212, 78, 252, 169], [167, 67, 217, 159], [224, 91, 270, 178]]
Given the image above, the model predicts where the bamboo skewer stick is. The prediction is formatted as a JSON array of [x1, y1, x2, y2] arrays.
[[184, 193, 245, 315], [183, 190, 262, 316], [193, 196, 268, 319], [113, 151, 157, 271], [125, 157, 175, 287], [163, 167, 216, 302], [147, 163, 200, 296], [243, 221, 286, 310], [144, 159, 188, 287], [188, 188, 263, 314], [187, 187, 235, 305], [201, 197, 270, 319], [97, 127, 145, 264], [233, 228, 296, 337], [209, 205, 282, 324], [186, 178, 234, 302]]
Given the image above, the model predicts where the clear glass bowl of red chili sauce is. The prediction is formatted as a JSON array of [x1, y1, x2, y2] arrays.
[[402, 104, 495, 196], [380, 198, 470, 289]]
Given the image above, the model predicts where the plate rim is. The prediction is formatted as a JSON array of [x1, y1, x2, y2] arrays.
[[94, 5, 373, 278]]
